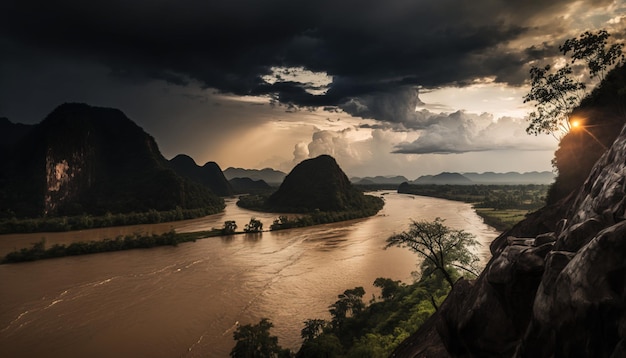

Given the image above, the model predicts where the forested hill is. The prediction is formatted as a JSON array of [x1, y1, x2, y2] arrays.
[[0, 103, 224, 218], [265, 155, 380, 212], [169, 154, 233, 196]]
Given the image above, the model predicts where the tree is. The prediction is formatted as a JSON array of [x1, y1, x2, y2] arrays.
[[373, 277, 402, 300], [223, 220, 237, 234], [386, 218, 480, 287], [230, 318, 290, 358], [244, 218, 263, 233], [524, 64, 586, 137], [301, 319, 328, 342], [329, 287, 366, 327], [560, 30, 624, 82], [524, 29, 624, 138]]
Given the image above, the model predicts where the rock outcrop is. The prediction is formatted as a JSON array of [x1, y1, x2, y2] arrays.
[[395, 123, 626, 357]]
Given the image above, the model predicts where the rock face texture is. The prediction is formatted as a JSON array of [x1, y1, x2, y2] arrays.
[[395, 124, 626, 357], [0, 103, 223, 217]]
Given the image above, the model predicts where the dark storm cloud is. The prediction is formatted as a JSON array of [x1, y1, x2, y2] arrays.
[[0, 0, 616, 121]]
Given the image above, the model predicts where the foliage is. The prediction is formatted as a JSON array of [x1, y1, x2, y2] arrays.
[[295, 272, 452, 357], [386, 218, 480, 286], [0, 205, 224, 234], [373, 278, 402, 301], [329, 287, 366, 328], [524, 64, 586, 137], [474, 208, 529, 232], [225, 205, 482, 357], [230, 318, 291, 358], [237, 194, 270, 211], [0, 229, 233, 264], [267, 197, 384, 231], [222, 220, 238, 234], [560, 30, 624, 82], [244, 218, 264, 233], [397, 183, 547, 230], [293, 220, 473, 356], [397, 183, 548, 211], [524, 29, 624, 138]]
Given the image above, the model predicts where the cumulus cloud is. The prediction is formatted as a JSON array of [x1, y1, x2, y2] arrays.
[[393, 112, 555, 154], [291, 116, 555, 177]]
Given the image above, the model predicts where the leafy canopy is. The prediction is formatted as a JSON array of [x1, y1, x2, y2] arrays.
[[524, 29, 624, 137], [386, 217, 480, 286]]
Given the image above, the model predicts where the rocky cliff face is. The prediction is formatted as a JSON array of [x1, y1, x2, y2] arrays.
[[0, 103, 223, 217], [395, 123, 626, 357]]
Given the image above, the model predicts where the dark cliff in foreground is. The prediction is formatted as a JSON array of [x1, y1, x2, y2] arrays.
[[394, 123, 626, 357], [0, 103, 223, 217]]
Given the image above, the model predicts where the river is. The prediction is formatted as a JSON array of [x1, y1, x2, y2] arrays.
[[0, 192, 499, 357]]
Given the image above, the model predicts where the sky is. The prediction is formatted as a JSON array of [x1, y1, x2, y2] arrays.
[[1, 0, 626, 179]]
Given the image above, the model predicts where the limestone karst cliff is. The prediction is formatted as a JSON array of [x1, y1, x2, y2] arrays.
[[0, 103, 223, 217], [393, 123, 626, 357]]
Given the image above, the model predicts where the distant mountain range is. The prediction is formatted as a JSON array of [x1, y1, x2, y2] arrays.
[[412, 172, 474, 185], [350, 175, 410, 185], [0, 103, 224, 217], [223, 167, 286, 185], [346, 171, 555, 185]]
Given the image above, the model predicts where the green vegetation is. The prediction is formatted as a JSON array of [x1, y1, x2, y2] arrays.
[[525, 30, 623, 138], [386, 218, 480, 287], [244, 218, 264, 233], [222, 220, 238, 235], [2, 217, 275, 264], [1, 229, 225, 264], [398, 183, 549, 231], [231, 318, 291, 358], [239, 195, 384, 231], [232, 219, 479, 356], [0, 205, 225, 234], [474, 208, 529, 232]]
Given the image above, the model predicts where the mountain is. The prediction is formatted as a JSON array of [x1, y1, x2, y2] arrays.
[[0, 118, 33, 149], [169, 154, 233, 196], [266, 155, 379, 212], [223, 167, 286, 185], [462, 171, 555, 184], [351, 175, 409, 185], [229, 177, 272, 194], [0, 103, 223, 217], [412, 172, 473, 185]]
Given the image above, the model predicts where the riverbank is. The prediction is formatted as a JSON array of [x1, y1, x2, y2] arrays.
[[1, 229, 226, 264], [396, 184, 549, 231]]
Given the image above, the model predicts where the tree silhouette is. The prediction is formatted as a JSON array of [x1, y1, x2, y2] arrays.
[[524, 29, 624, 138], [386, 218, 479, 287]]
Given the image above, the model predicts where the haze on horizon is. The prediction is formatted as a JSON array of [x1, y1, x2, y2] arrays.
[[1, 0, 626, 178]]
